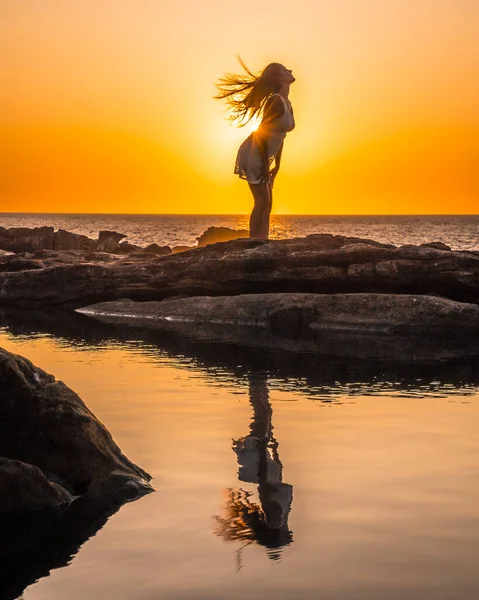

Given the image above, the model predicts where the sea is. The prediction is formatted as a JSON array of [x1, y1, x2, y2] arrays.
[[0, 213, 478, 250], [1, 213, 479, 599]]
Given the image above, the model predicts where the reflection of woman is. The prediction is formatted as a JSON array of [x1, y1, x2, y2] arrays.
[[215, 59, 296, 239], [213, 374, 293, 561]]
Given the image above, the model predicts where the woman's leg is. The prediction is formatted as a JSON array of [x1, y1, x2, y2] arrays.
[[248, 182, 272, 239]]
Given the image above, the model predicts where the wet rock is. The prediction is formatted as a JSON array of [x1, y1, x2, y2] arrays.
[[196, 226, 249, 246], [77, 294, 479, 361], [78, 293, 479, 339], [0, 458, 74, 513], [0, 346, 153, 497]]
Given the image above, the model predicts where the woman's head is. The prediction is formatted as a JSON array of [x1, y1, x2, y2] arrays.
[[215, 58, 295, 126]]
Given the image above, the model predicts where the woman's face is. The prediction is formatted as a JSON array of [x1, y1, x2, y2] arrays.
[[280, 65, 295, 84]]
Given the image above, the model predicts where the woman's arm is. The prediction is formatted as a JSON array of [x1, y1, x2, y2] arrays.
[[273, 141, 284, 172]]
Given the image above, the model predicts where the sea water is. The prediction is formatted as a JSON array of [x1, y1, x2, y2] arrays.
[[0, 213, 478, 250]]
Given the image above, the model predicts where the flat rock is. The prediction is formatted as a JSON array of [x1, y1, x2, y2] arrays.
[[77, 293, 479, 355]]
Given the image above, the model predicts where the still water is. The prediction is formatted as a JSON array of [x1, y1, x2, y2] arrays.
[[1, 310, 478, 600]]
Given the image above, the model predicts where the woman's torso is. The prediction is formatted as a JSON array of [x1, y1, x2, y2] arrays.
[[255, 94, 295, 158]]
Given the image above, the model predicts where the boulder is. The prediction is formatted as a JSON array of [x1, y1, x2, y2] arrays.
[[95, 237, 121, 253], [53, 229, 96, 251], [196, 226, 249, 246], [0, 346, 153, 498], [0, 458, 73, 513], [118, 240, 142, 253], [143, 243, 172, 256], [0, 227, 55, 253], [98, 230, 127, 244]]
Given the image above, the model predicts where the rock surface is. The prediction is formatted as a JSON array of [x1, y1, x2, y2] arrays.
[[0, 458, 74, 512], [196, 226, 249, 246], [0, 234, 478, 306], [77, 293, 479, 362], [0, 346, 153, 503], [78, 293, 479, 336]]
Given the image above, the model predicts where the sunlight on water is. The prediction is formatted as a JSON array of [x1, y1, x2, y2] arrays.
[[1, 213, 478, 250]]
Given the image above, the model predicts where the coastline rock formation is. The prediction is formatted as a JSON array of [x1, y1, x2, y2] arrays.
[[0, 233, 477, 307], [0, 346, 153, 507]]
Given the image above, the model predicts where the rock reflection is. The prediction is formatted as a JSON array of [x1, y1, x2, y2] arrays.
[[214, 374, 293, 564], [1, 307, 479, 399], [0, 495, 126, 600]]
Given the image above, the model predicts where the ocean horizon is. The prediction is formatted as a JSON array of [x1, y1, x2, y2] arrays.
[[1, 212, 478, 250]]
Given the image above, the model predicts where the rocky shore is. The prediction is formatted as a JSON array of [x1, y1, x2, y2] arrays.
[[0, 223, 477, 597], [0, 224, 478, 357], [0, 344, 154, 598]]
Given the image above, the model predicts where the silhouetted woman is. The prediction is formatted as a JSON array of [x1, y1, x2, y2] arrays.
[[215, 59, 296, 239]]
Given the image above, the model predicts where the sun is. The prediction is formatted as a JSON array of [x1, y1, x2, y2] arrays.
[[249, 116, 261, 132]]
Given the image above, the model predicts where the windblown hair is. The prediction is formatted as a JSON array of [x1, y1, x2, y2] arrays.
[[215, 57, 283, 126]]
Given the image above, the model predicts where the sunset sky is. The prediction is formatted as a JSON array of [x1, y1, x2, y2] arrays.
[[2, 0, 478, 214]]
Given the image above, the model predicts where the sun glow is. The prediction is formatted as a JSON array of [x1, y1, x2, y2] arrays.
[[249, 116, 261, 132]]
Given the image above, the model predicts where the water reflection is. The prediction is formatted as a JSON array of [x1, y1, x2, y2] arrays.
[[214, 374, 293, 564], [1, 307, 478, 401], [0, 495, 124, 600]]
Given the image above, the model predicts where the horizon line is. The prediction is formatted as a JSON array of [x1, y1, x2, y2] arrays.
[[1, 212, 478, 217]]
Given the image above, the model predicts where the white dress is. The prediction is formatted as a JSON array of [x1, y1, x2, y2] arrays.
[[234, 94, 295, 184]]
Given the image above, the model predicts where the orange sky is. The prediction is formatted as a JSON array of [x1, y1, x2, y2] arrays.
[[1, 0, 478, 214]]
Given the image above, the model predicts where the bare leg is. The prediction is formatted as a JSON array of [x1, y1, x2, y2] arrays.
[[248, 182, 272, 239], [261, 180, 274, 239]]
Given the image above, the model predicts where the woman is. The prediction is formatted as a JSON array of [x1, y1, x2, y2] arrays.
[[215, 59, 295, 239]]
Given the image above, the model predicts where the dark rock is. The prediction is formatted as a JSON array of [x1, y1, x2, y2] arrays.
[[96, 237, 121, 253], [0, 227, 55, 253], [78, 293, 479, 339], [118, 241, 142, 253], [171, 245, 195, 253], [0, 458, 73, 513], [0, 234, 478, 306], [77, 294, 479, 361], [0, 258, 45, 272], [196, 226, 249, 246], [98, 230, 127, 243], [420, 241, 452, 251], [53, 229, 96, 251], [0, 487, 128, 600], [143, 243, 172, 256], [0, 346, 153, 497]]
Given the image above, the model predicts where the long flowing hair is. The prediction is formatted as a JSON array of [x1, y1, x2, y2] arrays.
[[215, 57, 283, 126]]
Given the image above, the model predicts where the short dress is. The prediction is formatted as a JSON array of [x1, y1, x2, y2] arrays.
[[234, 94, 295, 184]]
